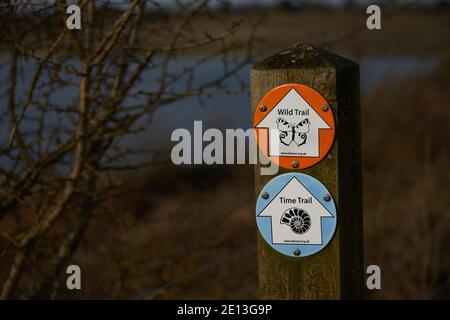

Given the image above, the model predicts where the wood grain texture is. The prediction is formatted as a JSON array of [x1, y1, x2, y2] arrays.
[[251, 44, 363, 300]]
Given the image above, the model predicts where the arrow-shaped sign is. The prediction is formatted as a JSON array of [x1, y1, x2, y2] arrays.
[[258, 177, 333, 245], [256, 88, 331, 158]]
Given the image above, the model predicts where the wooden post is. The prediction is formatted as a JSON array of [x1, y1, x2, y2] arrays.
[[251, 44, 363, 299]]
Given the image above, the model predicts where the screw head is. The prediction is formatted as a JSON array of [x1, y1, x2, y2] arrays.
[[293, 248, 301, 256], [290, 54, 297, 63], [259, 105, 267, 112], [321, 105, 329, 112], [261, 192, 269, 200], [291, 161, 299, 169], [323, 194, 331, 202]]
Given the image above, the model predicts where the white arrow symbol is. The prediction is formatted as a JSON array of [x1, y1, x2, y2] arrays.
[[256, 88, 330, 158], [258, 177, 333, 245]]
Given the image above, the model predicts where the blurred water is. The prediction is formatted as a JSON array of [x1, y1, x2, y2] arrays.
[[359, 57, 440, 90], [141, 56, 440, 150], [0, 55, 440, 166]]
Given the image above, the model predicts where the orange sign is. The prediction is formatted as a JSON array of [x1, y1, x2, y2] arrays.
[[253, 84, 335, 170]]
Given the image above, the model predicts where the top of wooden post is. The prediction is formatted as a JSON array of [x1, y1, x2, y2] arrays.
[[252, 43, 358, 70]]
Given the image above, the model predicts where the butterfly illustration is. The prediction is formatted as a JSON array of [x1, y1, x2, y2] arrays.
[[277, 117, 310, 147]]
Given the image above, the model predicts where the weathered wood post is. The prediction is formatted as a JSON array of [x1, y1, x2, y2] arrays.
[[251, 44, 363, 299]]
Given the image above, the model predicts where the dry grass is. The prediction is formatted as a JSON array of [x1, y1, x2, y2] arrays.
[[362, 57, 450, 298], [2, 8, 450, 58], [57, 166, 258, 299]]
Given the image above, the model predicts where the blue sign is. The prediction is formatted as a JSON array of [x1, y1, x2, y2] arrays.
[[256, 173, 337, 258]]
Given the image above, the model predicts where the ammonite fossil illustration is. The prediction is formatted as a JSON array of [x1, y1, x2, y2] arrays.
[[280, 208, 311, 235]]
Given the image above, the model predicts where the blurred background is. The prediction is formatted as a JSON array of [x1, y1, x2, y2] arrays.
[[0, 0, 449, 299]]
